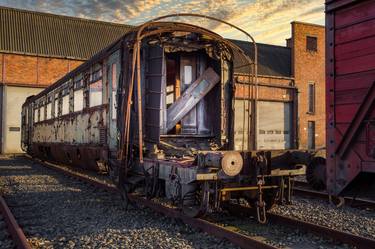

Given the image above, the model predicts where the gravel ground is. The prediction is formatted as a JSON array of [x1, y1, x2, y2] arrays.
[[0, 214, 14, 249], [271, 195, 375, 239], [0, 156, 238, 249], [208, 210, 352, 249]]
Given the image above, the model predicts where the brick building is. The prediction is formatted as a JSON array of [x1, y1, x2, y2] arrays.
[[0, 6, 325, 153], [288, 22, 326, 150]]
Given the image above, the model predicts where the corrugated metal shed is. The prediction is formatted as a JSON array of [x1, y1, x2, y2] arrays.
[[0, 6, 292, 77], [231, 39, 292, 77], [0, 6, 132, 60]]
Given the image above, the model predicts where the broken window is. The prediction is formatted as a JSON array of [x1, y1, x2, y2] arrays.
[[46, 95, 52, 119], [39, 101, 45, 122], [55, 91, 62, 117], [89, 65, 103, 107], [34, 107, 38, 123], [306, 36, 317, 52], [74, 75, 84, 112], [62, 86, 70, 115]]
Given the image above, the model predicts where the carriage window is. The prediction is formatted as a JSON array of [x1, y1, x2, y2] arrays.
[[74, 89, 84, 112], [90, 67, 103, 107], [74, 75, 84, 112], [55, 92, 61, 117], [46, 96, 52, 119], [112, 63, 117, 119], [62, 87, 70, 115], [40, 104, 45, 122], [34, 108, 38, 123]]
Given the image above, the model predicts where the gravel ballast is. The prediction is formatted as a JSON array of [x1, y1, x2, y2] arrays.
[[271, 195, 375, 239], [0, 157, 237, 249]]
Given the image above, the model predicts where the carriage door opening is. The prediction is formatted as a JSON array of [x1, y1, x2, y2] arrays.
[[163, 52, 215, 136]]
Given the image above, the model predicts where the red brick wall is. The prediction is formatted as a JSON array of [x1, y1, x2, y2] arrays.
[[291, 22, 326, 149], [0, 53, 84, 87], [235, 75, 294, 102]]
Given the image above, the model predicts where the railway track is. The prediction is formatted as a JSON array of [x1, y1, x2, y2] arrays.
[[0, 195, 30, 249], [22, 156, 375, 249], [224, 203, 375, 249], [292, 180, 375, 210]]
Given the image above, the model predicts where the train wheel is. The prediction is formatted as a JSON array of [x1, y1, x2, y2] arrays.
[[306, 157, 326, 191], [181, 182, 209, 218]]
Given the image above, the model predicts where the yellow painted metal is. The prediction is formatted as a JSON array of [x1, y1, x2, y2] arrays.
[[196, 173, 218, 181], [220, 185, 279, 193], [270, 165, 306, 176]]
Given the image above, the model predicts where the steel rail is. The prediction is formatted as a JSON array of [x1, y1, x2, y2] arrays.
[[0, 196, 31, 249], [292, 180, 375, 209], [225, 203, 375, 249], [29, 157, 277, 249]]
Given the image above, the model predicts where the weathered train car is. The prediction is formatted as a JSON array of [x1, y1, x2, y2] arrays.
[[326, 0, 375, 196], [22, 15, 314, 222]]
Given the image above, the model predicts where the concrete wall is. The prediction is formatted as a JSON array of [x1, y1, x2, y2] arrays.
[[290, 22, 326, 149], [2, 85, 41, 153]]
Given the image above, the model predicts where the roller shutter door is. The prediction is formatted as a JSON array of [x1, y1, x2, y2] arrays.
[[257, 101, 292, 150]]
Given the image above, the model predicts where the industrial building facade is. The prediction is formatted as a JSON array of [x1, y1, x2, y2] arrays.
[[0, 6, 325, 154]]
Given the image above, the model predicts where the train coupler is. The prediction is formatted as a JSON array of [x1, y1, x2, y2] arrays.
[[256, 176, 267, 224]]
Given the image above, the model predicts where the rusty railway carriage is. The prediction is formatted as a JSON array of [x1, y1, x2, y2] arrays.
[[325, 1, 375, 196], [21, 15, 314, 222]]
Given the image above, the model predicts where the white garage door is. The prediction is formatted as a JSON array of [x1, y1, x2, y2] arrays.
[[257, 101, 292, 150]]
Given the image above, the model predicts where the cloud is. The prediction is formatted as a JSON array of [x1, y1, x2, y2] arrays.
[[0, 0, 325, 45]]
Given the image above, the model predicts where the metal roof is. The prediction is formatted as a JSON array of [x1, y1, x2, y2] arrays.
[[230, 39, 292, 77], [0, 6, 132, 60], [0, 6, 292, 77]]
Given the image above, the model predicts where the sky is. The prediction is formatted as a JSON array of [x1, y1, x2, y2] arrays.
[[0, 0, 325, 46]]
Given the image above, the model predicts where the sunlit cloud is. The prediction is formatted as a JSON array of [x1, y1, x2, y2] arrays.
[[0, 0, 325, 45]]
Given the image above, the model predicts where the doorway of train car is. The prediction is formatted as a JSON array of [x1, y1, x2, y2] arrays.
[[106, 50, 121, 157], [163, 52, 212, 135], [143, 38, 232, 155], [160, 50, 222, 152]]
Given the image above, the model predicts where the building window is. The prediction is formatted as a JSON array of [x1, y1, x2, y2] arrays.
[[308, 82, 315, 114], [308, 121, 316, 150], [306, 36, 317, 52]]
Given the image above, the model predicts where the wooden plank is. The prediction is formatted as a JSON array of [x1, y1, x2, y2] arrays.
[[336, 52, 375, 75], [166, 67, 220, 132], [335, 0, 375, 28], [335, 70, 375, 90], [335, 103, 360, 123], [336, 83, 375, 158], [335, 18, 375, 45], [335, 35, 375, 61], [335, 88, 368, 105]]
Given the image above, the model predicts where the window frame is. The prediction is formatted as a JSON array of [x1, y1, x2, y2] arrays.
[[306, 36, 318, 52], [307, 82, 315, 114]]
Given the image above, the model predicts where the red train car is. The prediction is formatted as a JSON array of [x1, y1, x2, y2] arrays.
[[326, 0, 375, 196]]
